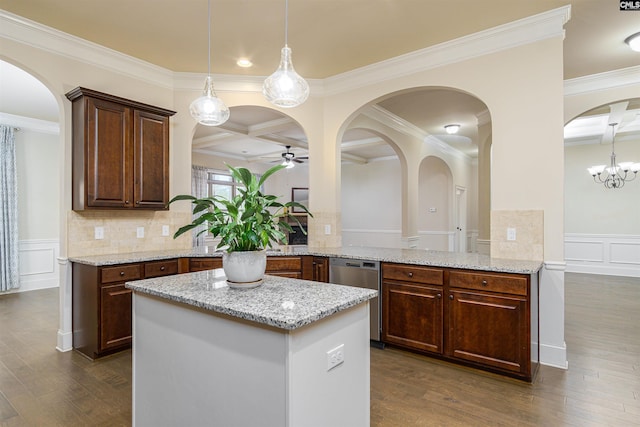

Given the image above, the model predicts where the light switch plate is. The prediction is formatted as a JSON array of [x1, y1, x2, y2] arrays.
[[162, 225, 170, 236], [324, 224, 331, 235], [137, 227, 145, 238], [94, 226, 104, 240], [507, 227, 516, 241]]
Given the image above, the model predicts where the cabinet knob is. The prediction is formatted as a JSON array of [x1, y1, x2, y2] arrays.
[[482, 280, 488, 286], [449, 295, 454, 300], [125, 200, 129, 205], [160, 266, 165, 271], [437, 293, 442, 299], [408, 272, 413, 278], [136, 201, 140, 204], [120, 271, 125, 276]]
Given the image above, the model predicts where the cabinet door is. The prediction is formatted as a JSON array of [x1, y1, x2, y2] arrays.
[[312, 257, 329, 282], [133, 110, 170, 209], [189, 258, 222, 272], [382, 281, 443, 354], [100, 284, 132, 351], [86, 97, 133, 208], [447, 290, 528, 374]]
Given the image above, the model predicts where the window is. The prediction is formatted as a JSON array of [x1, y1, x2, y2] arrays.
[[207, 171, 239, 201]]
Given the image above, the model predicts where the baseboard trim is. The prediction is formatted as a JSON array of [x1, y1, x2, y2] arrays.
[[539, 342, 568, 369], [57, 330, 73, 352]]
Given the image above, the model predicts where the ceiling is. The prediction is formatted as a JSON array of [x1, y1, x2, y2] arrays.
[[1, 1, 639, 165]]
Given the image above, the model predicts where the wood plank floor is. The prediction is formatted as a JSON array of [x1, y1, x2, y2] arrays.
[[1, 273, 639, 426]]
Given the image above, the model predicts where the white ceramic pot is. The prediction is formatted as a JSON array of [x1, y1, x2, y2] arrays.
[[222, 250, 267, 289]]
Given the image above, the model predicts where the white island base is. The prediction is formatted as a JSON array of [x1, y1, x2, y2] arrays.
[[131, 292, 371, 427]]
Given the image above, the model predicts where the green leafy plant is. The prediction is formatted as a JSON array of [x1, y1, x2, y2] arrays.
[[169, 164, 312, 252]]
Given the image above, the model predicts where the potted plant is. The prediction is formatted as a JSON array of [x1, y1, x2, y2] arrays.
[[169, 163, 312, 288]]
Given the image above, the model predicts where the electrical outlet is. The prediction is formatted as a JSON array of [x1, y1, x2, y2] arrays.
[[94, 226, 104, 240], [324, 224, 331, 235], [507, 227, 516, 241], [137, 227, 145, 238], [327, 344, 344, 371], [162, 225, 170, 236]]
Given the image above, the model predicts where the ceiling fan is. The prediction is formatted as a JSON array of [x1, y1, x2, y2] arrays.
[[266, 145, 308, 167]]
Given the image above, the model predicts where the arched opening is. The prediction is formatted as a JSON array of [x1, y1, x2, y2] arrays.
[[336, 86, 490, 251], [563, 98, 640, 276], [0, 59, 61, 293], [189, 105, 310, 247]]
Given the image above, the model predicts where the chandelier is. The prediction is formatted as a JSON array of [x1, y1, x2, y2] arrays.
[[587, 123, 640, 189]]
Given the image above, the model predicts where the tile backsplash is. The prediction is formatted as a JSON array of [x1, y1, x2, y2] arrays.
[[67, 210, 192, 257], [490, 210, 543, 261]]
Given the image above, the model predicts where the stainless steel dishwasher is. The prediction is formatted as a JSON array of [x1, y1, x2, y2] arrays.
[[329, 258, 381, 343]]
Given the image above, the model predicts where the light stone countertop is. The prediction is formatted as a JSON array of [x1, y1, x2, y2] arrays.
[[125, 269, 377, 330], [70, 245, 542, 274]]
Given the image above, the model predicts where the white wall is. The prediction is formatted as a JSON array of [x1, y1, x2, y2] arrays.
[[418, 156, 453, 251], [13, 127, 61, 292], [564, 135, 640, 276]]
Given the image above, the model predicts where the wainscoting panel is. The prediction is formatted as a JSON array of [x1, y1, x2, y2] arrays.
[[565, 234, 640, 277], [17, 239, 60, 292]]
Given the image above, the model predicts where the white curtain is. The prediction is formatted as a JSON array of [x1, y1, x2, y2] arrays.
[[0, 125, 19, 291], [191, 165, 209, 248]]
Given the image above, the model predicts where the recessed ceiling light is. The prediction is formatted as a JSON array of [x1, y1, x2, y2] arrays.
[[237, 58, 253, 68], [444, 124, 460, 134], [625, 32, 640, 52]]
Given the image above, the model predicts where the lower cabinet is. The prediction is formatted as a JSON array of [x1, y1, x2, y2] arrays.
[[188, 255, 315, 280], [73, 259, 178, 359], [312, 256, 329, 282], [381, 263, 537, 381]]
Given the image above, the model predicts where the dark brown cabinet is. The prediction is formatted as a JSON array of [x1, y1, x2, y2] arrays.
[[382, 263, 538, 381], [73, 259, 178, 359], [312, 256, 329, 282], [66, 87, 175, 210], [447, 270, 532, 378], [382, 264, 444, 354]]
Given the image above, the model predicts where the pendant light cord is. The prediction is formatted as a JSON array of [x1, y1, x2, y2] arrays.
[[284, 0, 289, 47], [207, 0, 211, 76]]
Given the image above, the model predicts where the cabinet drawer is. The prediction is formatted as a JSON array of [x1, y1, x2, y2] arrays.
[[189, 258, 222, 272], [101, 264, 142, 284], [266, 256, 302, 272], [382, 263, 443, 285], [449, 271, 528, 296], [144, 259, 178, 278]]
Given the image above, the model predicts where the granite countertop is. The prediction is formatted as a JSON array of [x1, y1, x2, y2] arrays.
[[70, 245, 542, 274], [125, 269, 377, 330]]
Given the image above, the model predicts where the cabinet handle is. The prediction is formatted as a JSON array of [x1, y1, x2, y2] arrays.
[[482, 280, 488, 286], [160, 266, 165, 271], [449, 295, 454, 300], [408, 272, 413, 278], [136, 201, 140, 204], [120, 271, 125, 276]]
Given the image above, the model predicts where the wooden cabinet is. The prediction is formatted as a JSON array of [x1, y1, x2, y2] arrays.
[[382, 264, 444, 354], [381, 263, 538, 381], [312, 257, 329, 282], [447, 270, 531, 378], [66, 87, 175, 210], [187, 255, 314, 280], [189, 257, 223, 272], [73, 259, 178, 359]]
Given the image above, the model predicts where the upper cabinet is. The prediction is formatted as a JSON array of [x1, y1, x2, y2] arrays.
[[66, 87, 176, 210]]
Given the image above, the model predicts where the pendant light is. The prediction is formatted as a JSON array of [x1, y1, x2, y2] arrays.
[[262, 0, 309, 108], [190, 0, 229, 126]]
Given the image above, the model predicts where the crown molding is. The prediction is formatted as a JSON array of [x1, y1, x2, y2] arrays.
[[564, 65, 640, 97], [0, 10, 174, 89], [0, 112, 59, 134], [362, 105, 472, 162], [323, 5, 571, 96]]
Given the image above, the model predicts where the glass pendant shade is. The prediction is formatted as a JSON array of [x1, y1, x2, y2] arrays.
[[190, 76, 230, 126], [263, 46, 309, 108]]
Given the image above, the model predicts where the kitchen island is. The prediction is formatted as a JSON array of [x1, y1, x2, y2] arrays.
[[125, 269, 377, 427]]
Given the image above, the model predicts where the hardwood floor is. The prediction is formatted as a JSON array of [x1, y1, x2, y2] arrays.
[[1, 273, 639, 426]]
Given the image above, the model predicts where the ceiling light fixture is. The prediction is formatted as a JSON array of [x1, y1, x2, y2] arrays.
[[587, 123, 640, 189], [189, 0, 229, 126], [624, 32, 640, 52], [237, 58, 253, 68], [444, 124, 460, 134], [262, 0, 309, 108]]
